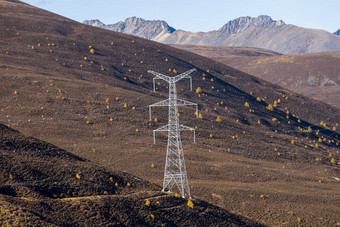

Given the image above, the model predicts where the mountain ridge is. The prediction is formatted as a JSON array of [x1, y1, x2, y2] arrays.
[[84, 16, 176, 40], [84, 15, 340, 54], [217, 15, 285, 34]]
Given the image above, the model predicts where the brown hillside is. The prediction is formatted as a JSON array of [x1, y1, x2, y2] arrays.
[[0, 123, 262, 226], [172, 45, 340, 108], [0, 0, 339, 226]]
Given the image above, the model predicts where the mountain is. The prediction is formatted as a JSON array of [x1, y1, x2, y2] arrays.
[[335, 29, 340, 35], [213, 15, 285, 33], [84, 15, 340, 54], [1, 0, 340, 226], [0, 123, 263, 226], [84, 17, 176, 40], [172, 45, 340, 108]]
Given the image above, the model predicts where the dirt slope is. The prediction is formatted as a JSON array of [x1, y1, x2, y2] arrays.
[[0, 0, 339, 226], [0, 123, 262, 226]]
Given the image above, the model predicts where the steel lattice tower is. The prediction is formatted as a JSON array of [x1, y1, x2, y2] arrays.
[[149, 68, 198, 198]]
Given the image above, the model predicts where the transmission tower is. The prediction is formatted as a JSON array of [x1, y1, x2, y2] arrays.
[[149, 68, 198, 198]]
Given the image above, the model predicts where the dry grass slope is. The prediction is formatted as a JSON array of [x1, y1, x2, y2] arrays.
[[0, 123, 263, 226]]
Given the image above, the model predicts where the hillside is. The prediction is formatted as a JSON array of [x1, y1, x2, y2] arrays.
[[85, 15, 340, 54], [0, 0, 339, 226], [172, 45, 340, 108], [0, 123, 263, 226]]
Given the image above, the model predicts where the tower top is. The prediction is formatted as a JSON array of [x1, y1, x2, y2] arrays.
[[148, 69, 196, 92]]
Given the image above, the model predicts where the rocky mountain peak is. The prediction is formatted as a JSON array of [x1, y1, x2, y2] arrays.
[[218, 15, 285, 34], [83, 17, 175, 40], [83, 19, 105, 28], [125, 16, 144, 24]]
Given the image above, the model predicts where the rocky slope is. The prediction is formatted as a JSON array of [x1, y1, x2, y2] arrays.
[[85, 15, 340, 54], [1, 0, 340, 226]]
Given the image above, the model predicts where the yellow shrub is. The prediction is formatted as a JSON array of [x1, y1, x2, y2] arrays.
[[267, 104, 274, 111], [187, 200, 194, 209]]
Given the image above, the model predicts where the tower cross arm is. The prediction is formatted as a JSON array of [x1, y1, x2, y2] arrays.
[[174, 68, 197, 83], [153, 124, 194, 132], [177, 99, 197, 106], [154, 124, 170, 132], [149, 99, 170, 120], [177, 99, 199, 118], [178, 124, 194, 131], [150, 99, 170, 107], [178, 124, 196, 143], [152, 124, 196, 144], [152, 124, 170, 144], [148, 70, 171, 83]]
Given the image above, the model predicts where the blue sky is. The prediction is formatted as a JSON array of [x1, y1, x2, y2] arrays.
[[22, 0, 339, 33]]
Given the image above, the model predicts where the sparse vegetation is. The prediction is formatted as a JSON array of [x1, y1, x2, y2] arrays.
[[0, 1, 338, 226]]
